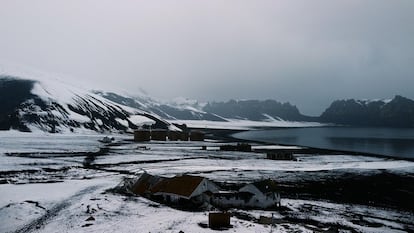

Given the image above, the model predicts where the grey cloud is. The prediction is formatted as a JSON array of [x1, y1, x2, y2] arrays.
[[1, 0, 413, 115]]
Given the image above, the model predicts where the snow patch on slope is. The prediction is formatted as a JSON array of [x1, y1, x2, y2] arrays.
[[2, 72, 164, 133]]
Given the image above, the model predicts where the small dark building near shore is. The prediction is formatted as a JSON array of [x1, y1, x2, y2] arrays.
[[151, 129, 167, 141], [266, 151, 294, 160], [220, 143, 252, 152], [134, 130, 151, 141], [189, 131, 205, 141]]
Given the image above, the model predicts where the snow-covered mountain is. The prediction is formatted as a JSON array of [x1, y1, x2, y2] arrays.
[[96, 93, 320, 123], [95, 91, 226, 122], [0, 75, 172, 133], [1, 74, 316, 133], [320, 96, 414, 127], [202, 99, 316, 122], [3, 73, 411, 133]]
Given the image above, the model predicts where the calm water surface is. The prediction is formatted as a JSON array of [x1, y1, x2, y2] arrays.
[[234, 127, 414, 159]]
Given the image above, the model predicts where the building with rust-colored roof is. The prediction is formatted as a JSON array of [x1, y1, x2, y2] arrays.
[[150, 175, 219, 205], [131, 173, 164, 196]]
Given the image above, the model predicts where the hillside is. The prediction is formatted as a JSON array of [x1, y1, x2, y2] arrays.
[[95, 92, 226, 122], [320, 96, 414, 127], [0, 75, 170, 133], [2, 74, 413, 133]]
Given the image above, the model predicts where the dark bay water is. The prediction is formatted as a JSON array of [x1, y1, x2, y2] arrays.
[[233, 127, 414, 159]]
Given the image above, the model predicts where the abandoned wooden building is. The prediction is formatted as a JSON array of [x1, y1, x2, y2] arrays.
[[132, 174, 219, 207], [212, 179, 280, 209], [130, 173, 281, 210], [131, 172, 164, 196], [211, 191, 255, 209], [238, 179, 281, 208]]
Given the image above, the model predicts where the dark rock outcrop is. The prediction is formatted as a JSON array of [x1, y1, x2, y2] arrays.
[[320, 96, 414, 127]]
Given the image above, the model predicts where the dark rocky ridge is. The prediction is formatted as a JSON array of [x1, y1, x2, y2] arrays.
[[0, 77, 45, 131], [320, 95, 414, 127]]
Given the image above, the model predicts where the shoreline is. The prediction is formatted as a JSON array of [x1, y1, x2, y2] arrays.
[[202, 127, 414, 162], [200, 128, 414, 212]]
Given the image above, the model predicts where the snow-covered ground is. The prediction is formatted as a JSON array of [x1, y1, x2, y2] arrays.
[[1, 132, 413, 232], [169, 119, 324, 130]]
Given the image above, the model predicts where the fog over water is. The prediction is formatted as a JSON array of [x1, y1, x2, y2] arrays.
[[1, 1, 414, 115]]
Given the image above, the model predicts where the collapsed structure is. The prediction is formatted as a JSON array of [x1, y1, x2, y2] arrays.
[[130, 173, 281, 210], [211, 180, 281, 209]]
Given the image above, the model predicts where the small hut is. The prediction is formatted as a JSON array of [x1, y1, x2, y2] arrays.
[[134, 130, 151, 142]]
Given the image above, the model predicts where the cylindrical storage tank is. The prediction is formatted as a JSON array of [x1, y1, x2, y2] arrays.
[[134, 130, 151, 141], [181, 131, 189, 141], [168, 131, 180, 141], [190, 131, 205, 141]]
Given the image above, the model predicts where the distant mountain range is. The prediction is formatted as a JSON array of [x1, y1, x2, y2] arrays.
[[320, 96, 414, 127], [203, 100, 317, 122], [1, 75, 413, 133], [95, 91, 225, 122], [106, 92, 414, 128]]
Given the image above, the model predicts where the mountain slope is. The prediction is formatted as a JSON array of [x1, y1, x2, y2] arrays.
[[3, 74, 413, 133], [320, 96, 414, 127], [203, 99, 315, 122], [95, 92, 226, 122], [0, 75, 169, 133]]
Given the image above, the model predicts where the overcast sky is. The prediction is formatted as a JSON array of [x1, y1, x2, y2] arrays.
[[1, 1, 413, 115]]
